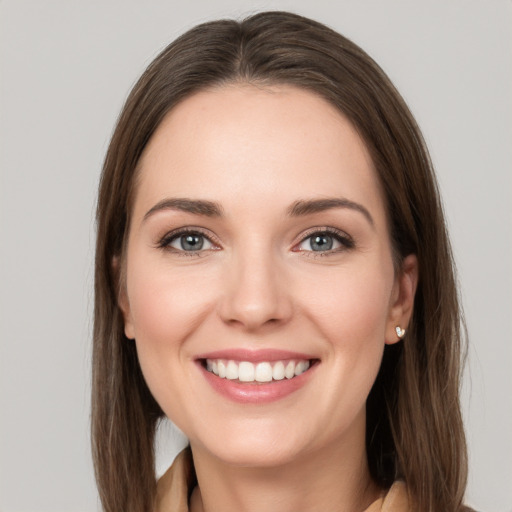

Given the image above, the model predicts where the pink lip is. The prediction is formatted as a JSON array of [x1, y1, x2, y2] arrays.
[[195, 348, 315, 363], [194, 349, 319, 404]]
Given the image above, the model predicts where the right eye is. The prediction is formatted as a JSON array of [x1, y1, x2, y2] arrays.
[[158, 229, 218, 255]]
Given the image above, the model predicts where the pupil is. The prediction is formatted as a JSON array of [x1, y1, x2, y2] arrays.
[[311, 234, 333, 251], [181, 234, 203, 251]]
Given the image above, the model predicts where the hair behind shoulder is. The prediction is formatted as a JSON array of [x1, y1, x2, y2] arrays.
[[92, 11, 467, 512]]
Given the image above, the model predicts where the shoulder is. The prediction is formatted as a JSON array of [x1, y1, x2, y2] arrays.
[[155, 447, 195, 512], [363, 481, 409, 512], [375, 482, 478, 512], [381, 481, 410, 512]]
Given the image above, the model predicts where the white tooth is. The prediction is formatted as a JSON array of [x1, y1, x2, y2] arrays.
[[272, 361, 285, 380], [206, 359, 213, 372], [295, 360, 308, 376], [218, 360, 226, 378], [285, 361, 296, 379], [212, 361, 219, 375], [238, 361, 255, 382], [226, 360, 238, 380], [255, 362, 273, 382]]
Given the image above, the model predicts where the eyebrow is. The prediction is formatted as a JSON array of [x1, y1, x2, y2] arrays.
[[143, 198, 224, 221], [287, 198, 374, 227], [143, 196, 374, 226]]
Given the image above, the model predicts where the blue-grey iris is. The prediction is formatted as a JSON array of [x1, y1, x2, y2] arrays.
[[311, 234, 333, 251], [181, 234, 204, 251]]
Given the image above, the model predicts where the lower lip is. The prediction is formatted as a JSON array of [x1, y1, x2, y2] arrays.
[[197, 361, 317, 404]]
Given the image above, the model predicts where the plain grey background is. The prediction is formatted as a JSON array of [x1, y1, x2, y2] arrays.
[[1, 0, 511, 510]]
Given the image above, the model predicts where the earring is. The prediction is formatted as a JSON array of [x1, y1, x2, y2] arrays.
[[395, 326, 406, 339]]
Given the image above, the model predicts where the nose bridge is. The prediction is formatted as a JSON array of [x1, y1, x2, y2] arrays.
[[219, 238, 292, 329]]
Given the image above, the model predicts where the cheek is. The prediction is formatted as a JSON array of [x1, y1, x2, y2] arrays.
[[127, 259, 217, 348], [125, 256, 221, 425], [297, 264, 392, 431], [297, 261, 393, 401], [299, 261, 393, 347]]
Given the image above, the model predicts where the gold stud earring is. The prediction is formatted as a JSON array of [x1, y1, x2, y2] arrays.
[[395, 326, 406, 339]]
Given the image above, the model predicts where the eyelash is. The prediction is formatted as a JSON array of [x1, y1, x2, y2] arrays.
[[156, 227, 355, 258]]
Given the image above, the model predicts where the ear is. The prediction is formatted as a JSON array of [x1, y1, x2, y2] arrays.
[[112, 256, 136, 340], [385, 254, 418, 344]]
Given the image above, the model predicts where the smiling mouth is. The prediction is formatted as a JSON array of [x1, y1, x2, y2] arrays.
[[200, 358, 317, 383]]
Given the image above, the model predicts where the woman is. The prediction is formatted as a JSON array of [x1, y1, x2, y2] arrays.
[[92, 11, 468, 512]]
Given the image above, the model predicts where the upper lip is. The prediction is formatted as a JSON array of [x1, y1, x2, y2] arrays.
[[194, 348, 317, 363]]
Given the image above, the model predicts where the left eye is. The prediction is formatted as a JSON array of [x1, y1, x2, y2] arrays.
[[297, 231, 350, 252], [167, 232, 214, 252]]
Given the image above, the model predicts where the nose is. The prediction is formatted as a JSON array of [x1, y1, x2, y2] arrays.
[[218, 246, 293, 331]]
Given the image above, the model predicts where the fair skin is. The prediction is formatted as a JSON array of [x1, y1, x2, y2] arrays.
[[120, 84, 418, 512]]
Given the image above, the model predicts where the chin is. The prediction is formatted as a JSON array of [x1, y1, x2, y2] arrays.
[[210, 443, 305, 469], [192, 422, 311, 468]]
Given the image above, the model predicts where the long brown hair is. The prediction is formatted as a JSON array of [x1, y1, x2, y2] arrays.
[[92, 11, 467, 512]]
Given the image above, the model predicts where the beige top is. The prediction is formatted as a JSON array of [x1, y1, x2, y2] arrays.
[[155, 448, 410, 512]]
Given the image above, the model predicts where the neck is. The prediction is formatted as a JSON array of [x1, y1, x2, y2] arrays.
[[189, 424, 381, 512]]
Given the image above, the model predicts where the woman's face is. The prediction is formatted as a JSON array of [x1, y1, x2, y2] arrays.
[[120, 84, 416, 467]]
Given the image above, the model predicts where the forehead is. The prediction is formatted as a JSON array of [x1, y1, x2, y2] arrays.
[[134, 84, 385, 224]]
